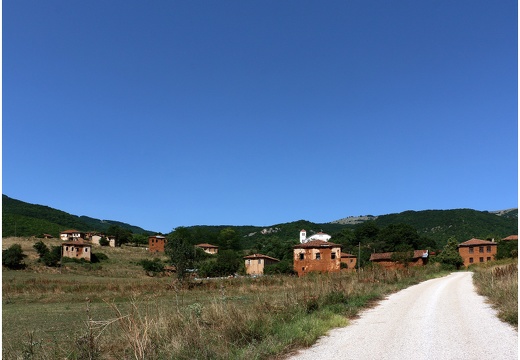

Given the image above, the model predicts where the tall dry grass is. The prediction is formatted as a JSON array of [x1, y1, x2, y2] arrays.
[[472, 260, 518, 327], [4, 264, 449, 359]]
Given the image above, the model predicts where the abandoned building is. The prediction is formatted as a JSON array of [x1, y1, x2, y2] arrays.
[[369, 250, 429, 269], [243, 253, 280, 275]]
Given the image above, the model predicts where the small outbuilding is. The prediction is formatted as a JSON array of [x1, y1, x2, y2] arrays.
[[243, 254, 280, 275], [196, 243, 219, 255], [369, 250, 429, 269]]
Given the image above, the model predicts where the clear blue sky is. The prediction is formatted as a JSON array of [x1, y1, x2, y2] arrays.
[[3, 1, 518, 233]]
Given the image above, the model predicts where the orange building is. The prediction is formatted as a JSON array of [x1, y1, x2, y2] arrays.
[[243, 254, 280, 275], [457, 238, 497, 267], [341, 252, 357, 270], [293, 240, 342, 276], [369, 250, 429, 269], [148, 235, 167, 253]]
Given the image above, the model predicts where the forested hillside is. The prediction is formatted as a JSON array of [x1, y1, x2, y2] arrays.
[[2, 195, 153, 237]]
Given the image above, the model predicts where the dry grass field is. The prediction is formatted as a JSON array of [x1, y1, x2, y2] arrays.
[[4, 236, 513, 360]]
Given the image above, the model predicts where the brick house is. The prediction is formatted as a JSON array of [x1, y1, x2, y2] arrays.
[[340, 252, 357, 270], [60, 229, 85, 241], [196, 243, 219, 255], [293, 240, 342, 276], [148, 235, 167, 253], [243, 254, 280, 275], [457, 238, 497, 267], [62, 239, 92, 261], [369, 250, 429, 269]]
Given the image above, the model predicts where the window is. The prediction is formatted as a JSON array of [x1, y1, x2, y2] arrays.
[[299, 253, 304, 260], [479, 257, 484, 262], [65, 246, 68, 251], [469, 247, 474, 253], [331, 252, 336, 260], [316, 253, 321, 260], [487, 257, 491, 261], [469, 258, 473, 263], [479, 247, 484, 253], [487, 246, 491, 253], [85, 248, 88, 252]]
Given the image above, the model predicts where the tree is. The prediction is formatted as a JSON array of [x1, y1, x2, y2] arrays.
[[217, 228, 241, 251], [496, 240, 518, 260], [33, 241, 50, 258], [3, 244, 27, 269], [139, 258, 165, 276], [165, 227, 197, 282], [106, 225, 133, 246], [435, 237, 463, 269]]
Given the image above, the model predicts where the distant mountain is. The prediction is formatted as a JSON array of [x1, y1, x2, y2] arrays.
[[2, 195, 154, 237], [331, 208, 517, 244]]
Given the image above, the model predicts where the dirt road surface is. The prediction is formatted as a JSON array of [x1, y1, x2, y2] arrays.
[[287, 272, 518, 360]]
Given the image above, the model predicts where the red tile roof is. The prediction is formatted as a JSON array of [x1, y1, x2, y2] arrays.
[[502, 235, 518, 241], [294, 240, 342, 249], [370, 250, 428, 261], [62, 238, 91, 246], [341, 253, 356, 258], [196, 243, 218, 248], [243, 253, 280, 262], [61, 229, 82, 234], [458, 238, 497, 246]]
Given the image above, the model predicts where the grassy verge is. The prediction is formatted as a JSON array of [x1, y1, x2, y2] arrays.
[[471, 259, 518, 328], [3, 237, 451, 359]]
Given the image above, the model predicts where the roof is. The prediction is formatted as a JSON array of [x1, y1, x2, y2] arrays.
[[196, 243, 218, 248], [458, 238, 497, 247], [341, 252, 356, 258], [243, 253, 280, 262], [502, 235, 518, 241], [370, 250, 428, 261], [60, 229, 82, 234], [62, 238, 91, 246], [294, 240, 342, 249], [149, 235, 166, 239]]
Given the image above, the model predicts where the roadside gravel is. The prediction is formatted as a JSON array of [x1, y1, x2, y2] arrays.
[[287, 272, 518, 360]]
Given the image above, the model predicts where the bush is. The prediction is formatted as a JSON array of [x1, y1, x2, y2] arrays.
[[139, 258, 165, 276], [3, 244, 27, 270], [99, 237, 109, 247], [42, 246, 62, 267]]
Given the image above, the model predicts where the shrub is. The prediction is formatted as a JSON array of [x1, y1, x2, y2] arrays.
[[3, 244, 27, 270], [42, 246, 62, 267], [139, 258, 165, 276], [99, 237, 109, 246]]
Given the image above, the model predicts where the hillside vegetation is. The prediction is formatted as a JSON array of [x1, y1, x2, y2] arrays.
[[2, 195, 517, 252], [2, 195, 153, 237]]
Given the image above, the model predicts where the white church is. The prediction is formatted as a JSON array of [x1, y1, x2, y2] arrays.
[[299, 229, 331, 243]]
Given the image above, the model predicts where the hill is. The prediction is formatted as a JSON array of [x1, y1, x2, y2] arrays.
[[2, 195, 154, 237]]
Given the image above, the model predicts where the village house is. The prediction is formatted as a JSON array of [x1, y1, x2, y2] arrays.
[[60, 229, 85, 241], [243, 254, 280, 276], [341, 252, 357, 270], [196, 243, 219, 255], [293, 239, 342, 276], [148, 235, 167, 253], [42, 234, 53, 239], [62, 239, 92, 261], [369, 250, 429, 269], [457, 238, 497, 267]]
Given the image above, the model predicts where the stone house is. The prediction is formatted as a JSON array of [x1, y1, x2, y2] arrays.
[[243, 254, 280, 275], [457, 238, 497, 267], [62, 239, 92, 261], [196, 243, 219, 255], [293, 240, 342, 276], [369, 250, 429, 269], [148, 235, 167, 253]]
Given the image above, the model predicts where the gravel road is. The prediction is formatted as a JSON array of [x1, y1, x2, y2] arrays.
[[287, 272, 518, 360]]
